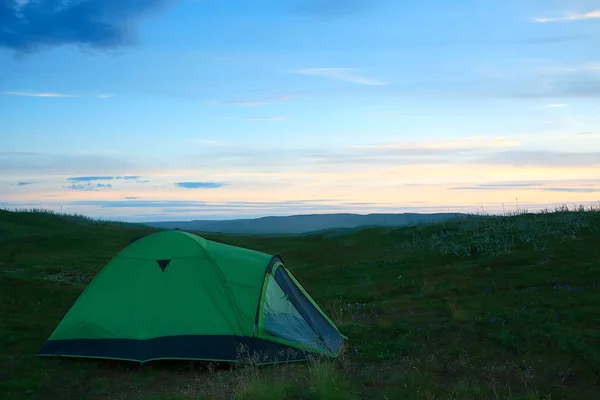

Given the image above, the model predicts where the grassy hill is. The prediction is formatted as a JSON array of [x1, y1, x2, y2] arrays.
[[1, 206, 599, 399]]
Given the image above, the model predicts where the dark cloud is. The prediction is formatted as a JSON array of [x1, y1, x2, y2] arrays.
[[175, 182, 226, 189], [0, 0, 174, 54], [64, 182, 113, 191]]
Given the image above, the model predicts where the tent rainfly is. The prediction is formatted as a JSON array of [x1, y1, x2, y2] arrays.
[[37, 230, 346, 364]]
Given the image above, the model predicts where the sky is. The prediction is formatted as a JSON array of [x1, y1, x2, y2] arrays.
[[1, 0, 599, 222]]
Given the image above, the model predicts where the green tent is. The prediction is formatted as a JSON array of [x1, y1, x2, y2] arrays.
[[37, 230, 345, 364]]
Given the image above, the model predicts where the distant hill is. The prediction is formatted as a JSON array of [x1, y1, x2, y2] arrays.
[[143, 212, 473, 235]]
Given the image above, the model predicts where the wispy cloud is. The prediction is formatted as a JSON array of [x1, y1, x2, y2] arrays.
[[124, 196, 141, 200], [450, 182, 544, 190], [349, 136, 519, 151], [1, 91, 78, 98], [40, 199, 476, 215], [181, 136, 523, 174], [67, 176, 115, 182], [15, 181, 34, 186], [290, 68, 385, 86], [0, 0, 174, 53], [64, 183, 113, 191], [542, 187, 600, 193], [207, 95, 295, 107], [478, 151, 600, 168], [2, 91, 117, 99], [175, 182, 226, 189], [533, 10, 600, 23], [66, 175, 146, 182], [450, 183, 599, 193]]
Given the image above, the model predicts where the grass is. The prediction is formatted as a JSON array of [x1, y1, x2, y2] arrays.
[[1, 205, 599, 399]]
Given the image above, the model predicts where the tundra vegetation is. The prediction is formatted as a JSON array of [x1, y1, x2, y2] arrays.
[[0, 204, 599, 399]]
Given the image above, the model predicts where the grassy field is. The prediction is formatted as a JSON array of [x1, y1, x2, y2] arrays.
[[1, 205, 599, 399]]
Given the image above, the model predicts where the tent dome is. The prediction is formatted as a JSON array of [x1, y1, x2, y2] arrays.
[[37, 230, 345, 364]]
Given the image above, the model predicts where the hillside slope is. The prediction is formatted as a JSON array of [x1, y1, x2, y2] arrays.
[[1, 206, 599, 400], [144, 212, 470, 235]]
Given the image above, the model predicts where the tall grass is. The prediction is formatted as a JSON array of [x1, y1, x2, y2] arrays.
[[393, 204, 598, 258]]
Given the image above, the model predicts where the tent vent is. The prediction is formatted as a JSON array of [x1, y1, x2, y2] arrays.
[[157, 259, 171, 272]]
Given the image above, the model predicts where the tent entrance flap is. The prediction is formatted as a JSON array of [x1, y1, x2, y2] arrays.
[[262, 275, 325, 350], [260, 265, 345, 354]]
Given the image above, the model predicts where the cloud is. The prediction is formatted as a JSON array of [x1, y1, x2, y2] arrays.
[[64, 182, 113, 191], [2, 91, 117, 99], [41, 199, 478, 215], [124, 196, 141, 200], [541, 187, 600, 193], [175, 182, 226, 189], [207, 95, 295, 107], [477, 151, 600, 168], [0, 154, 165, 185], [0, 152, 139, 176], [68, 200, 336, 209], [65, 176, 150, 185], [183, 136, 521, 172], [349, 136, 519, 151], [67, 176, 115, 182], [450, 183, 544, 190], [449, 183, 600, 193], [476, 66, 600, 99], [1, 91, 78, 98], [533, 10, 600, 23], [15, 181, 33, 186], [291, 68, 385, 86], [0, 0, 174, 53]]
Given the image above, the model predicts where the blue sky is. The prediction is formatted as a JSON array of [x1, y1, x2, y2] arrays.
[[1, 0, 599, 221]]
